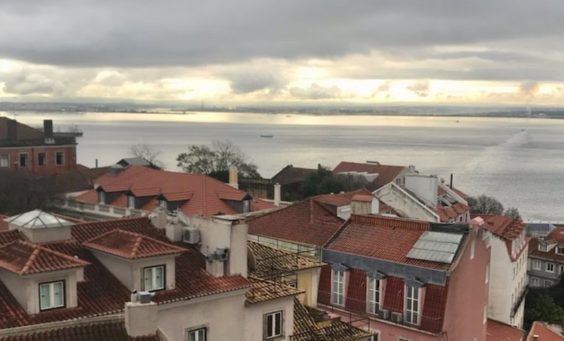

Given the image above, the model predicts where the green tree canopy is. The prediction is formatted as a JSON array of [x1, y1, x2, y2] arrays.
[[176, 140, 260, 180]]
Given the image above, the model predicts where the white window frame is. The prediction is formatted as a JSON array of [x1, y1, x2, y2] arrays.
[[331, 269, 345, 306], [187, 327, 207, 341], [265, 310, 283, 339], [369, 331, 381, 341], [55, 151, 65, 166], [127, 195, 136, 209], [405, 285, 420, 325], [557, 247, 564, 255], [39, 280, 65, 311], [531, 277, 539, 287], [367, 276, 381, 314], [98, 191, 106, 205], [547, 262, 555, 273], [143, 265, 165, 291], [0, 154, 10, 168], [531, 259, 541, 271]]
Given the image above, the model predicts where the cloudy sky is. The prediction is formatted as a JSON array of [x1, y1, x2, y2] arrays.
[[1, 0, 564, 105]]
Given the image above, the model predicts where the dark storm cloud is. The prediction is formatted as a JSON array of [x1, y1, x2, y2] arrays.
[[1, 1, 563, 72]]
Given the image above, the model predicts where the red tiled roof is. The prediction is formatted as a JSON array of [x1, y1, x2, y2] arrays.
[[83, 229, 186, 260], [436, 202, 469, 222], [325, 215, 454, 270], [473, 214, 526, 240], [0, 240, 88, 275], [487, 319, 525, 341], [527, 321, 564, 341], [248, 197, 345, 247], [545, 227, 564, 244], [0, 216, 249, 329], [0, 319, 159, 341], [529, 234, 564, 263], [130, 187, 161, 197], [0, 117, 44, 141], [333, 161, 406, 188], [0, 230, 23, 246], [77, 166, 273, 217], [313, 189, 373, 208], [271, 165, 317, 185]]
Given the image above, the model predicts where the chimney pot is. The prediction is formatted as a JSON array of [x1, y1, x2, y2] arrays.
[[274, 183, 281, 206]]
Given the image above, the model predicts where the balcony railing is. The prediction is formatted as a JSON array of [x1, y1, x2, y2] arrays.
[[54, 197, 148, 218]]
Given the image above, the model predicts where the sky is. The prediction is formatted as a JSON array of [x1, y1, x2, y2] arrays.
[[1, 1, 564, 106]]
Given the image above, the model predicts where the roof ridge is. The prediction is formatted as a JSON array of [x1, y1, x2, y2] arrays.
[[21, 247, 40, 275]]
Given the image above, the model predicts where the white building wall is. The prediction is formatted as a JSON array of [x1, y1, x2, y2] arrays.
[[245, 297, 295, 341], [373, 184, 440, 222]]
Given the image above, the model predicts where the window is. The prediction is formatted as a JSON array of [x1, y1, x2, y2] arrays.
[[531, 259, 541, 270], [143, 265, 165, 291], [55, 151, 64, 165], [127, 195, 136, 209], [560, 265, 564, 274], [188, 328, 206, 341], [98, 191, 106, 205], [0, 154, 9, 168], [19, 153, 28, 168], [264, 311, 283, 339], [539, 244, 548, 252], [405, 286, 420, 325], [557, 247, 564, 255], [547, 263, 555, 273], [331, 270, 345, 306], [367, 276, 381, 314], [544, 280, 553, 288], [39, 281, 65, 311], [282, 274, 297, 288], [369, 332, 380, 341], [38, 152, 46, 166], [531, 277, 539, 286]]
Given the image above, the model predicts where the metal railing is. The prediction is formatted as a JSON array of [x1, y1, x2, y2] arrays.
[[54, 197, 149, 218]]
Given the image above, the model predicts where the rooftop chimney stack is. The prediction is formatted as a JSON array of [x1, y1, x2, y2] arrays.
[[7, 119, 17, 141], [43, 119, 54, 144], [125, 294, 158, 338], [229, 166, 239, 189], [274, 183, 281, 206], [351, 194, 379, 215]]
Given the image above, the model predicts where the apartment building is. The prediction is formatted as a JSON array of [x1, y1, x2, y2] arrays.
[[0, 118, 77, 176], [528, 226, 564, 288]]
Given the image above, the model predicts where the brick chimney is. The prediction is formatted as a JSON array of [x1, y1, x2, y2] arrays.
[[43, 120, 54, 144], [229, 166, 239, 189]]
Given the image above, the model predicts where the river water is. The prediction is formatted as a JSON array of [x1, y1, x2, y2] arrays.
[[3, 111, 563, 221]]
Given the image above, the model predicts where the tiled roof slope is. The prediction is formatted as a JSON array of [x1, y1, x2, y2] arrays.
[[333, 161, 406, 188], [325, 215, 457, 270], [0, 217, 249, 329], [527, 321, 564, 341], [248, 196, 345, 247], [313, 189, 373, 209], [83, 229, 186, 259], [487, 319, 525, 341], [293, 298, 370, 341], [75, 166, 274, 216], [0, 117, 43, 141], [0, 240, 88, 275], [271, 165, 317, 185], [248, 241, 323, 279], [0, 319, 159, 341], [474, 214, 526, 240], [245, 277, 303, 304], [0, 230, 21, 245]]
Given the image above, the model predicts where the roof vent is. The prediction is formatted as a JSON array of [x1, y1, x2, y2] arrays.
[[183, 226, 201, 244]]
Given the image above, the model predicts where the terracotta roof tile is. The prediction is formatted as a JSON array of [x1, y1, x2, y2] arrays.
[[487, 319, 525, 341], [325, 215, 458, 270], [313, 189, 373, 208], [130, 187, 161, 197], [333, 161, 406, 188], [248, 197, 345, 247], [0, 319, 159, 341], [248, 241, 323, 280], [0, 240, 88, 275], [245, 277, 303, 304], [0, 230, 23, 246], [77, 166, 273, 217], [83, 229, 187, 260], [473, 214, 526, 240], [351, 194, 373, 202], [527, 321, 564, 341]]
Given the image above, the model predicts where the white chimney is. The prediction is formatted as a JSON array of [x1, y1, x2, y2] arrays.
[[125, 295, 158, 338], [274, 183, 281, 206], [229, 166, 239, 189]]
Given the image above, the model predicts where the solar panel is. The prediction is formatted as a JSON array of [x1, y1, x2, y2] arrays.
[[406, 231, 464, 264]]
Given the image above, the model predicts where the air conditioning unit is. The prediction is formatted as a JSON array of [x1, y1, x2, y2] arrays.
[[391, 312, 403, 324], [138, 291, 154, 304], [379, 309, 390, 320], [216, 248, 230, 261], [183, 226, 201, 244]]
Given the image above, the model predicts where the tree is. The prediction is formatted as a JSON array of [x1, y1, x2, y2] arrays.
[[0, 170, 54, 215], [298, 165, 345, 198], [129, 144, 164, 169], [467, 194, 504, 215], [504, 207, 521, 219], [525, 292, 564, 327], [176, 140, 261, 179]]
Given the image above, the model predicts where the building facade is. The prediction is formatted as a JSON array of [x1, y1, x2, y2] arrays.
[[528, 226, 564, 288]]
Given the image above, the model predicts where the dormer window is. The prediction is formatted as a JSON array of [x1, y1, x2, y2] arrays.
[[539, 244, 548, 252], [556, 247, 564, 255], [127, 195, 136, 209], [143, 265, 165, 291], [39, 281, 65, 311], [98, 191, 106, 205]]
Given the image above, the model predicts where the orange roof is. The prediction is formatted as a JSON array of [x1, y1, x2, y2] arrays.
[[487, 319, 525, 341], [473, 214, 526, 240], [333, 161, 406, 188], [325, 215, 459, 270], [0, 240, 88, 275], [83, 229, 186, 259], [77, 166, 274, 217], [314, 189, 372, 208], [351, 194, 373, 202], [527, 321, 564, 341]]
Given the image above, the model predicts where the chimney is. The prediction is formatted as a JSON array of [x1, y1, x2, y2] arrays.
[[43, 119, 54, 144], [532, 335, 539, 340], [229, 166, 239, 189], [7, 119, 17, 141], [351, 194, 379, 215], [150, 207, 168, 230], [274, 183, 281, 206], [449, 173, 454, 189], [125, 293, 158, 338]]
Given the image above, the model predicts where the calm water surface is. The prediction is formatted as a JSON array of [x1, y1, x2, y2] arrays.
[[3, 111, 563, 221]]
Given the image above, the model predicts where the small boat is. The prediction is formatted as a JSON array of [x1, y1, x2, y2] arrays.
[[260, 134, 274, 138]]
